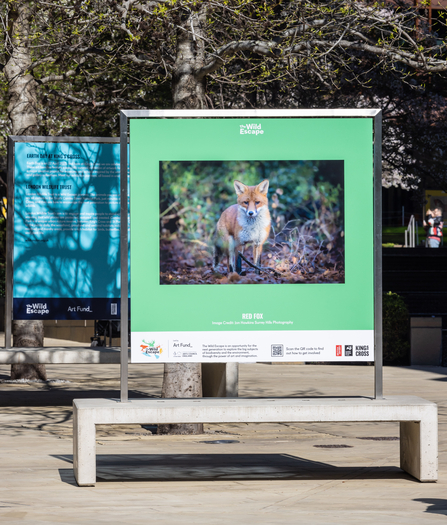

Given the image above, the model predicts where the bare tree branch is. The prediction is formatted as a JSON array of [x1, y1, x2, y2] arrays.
[[198, 40, 278, 78]]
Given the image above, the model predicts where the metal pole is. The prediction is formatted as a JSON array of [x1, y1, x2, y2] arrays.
[[412, 216, 415, 248], [410, 215, 414, 248], [374, 112, 383, 399], [120, 112, 129, 402], [5, 138, 15, 349]]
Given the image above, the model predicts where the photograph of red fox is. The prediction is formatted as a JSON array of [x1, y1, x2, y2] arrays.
[[159, 160, 344, 285], [214, 179, 271, 274]]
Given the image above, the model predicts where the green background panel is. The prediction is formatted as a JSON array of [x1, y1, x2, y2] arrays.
[[130, 118, 374, 333]]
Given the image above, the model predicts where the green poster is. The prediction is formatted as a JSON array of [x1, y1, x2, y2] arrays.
[[130, 117, 374, 363]]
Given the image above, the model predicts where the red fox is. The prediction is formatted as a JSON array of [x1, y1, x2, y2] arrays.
[[213, 179, 271, 274]]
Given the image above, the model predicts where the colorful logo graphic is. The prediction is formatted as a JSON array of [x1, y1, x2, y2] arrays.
[[140, 339, 163, 359], [336, 345, 342, 357]]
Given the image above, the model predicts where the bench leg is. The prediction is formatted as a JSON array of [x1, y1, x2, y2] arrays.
[[73, 406, 97, 487], [400, 410, 438, 482]]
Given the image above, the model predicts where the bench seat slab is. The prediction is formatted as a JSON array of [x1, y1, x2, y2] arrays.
[[73, 396, 438, 486]]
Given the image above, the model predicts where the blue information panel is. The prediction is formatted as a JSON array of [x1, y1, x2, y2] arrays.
[[13, 141, 122, 320]]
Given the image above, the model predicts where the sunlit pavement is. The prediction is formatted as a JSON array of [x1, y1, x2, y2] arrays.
[[1, 358, 446, 524]]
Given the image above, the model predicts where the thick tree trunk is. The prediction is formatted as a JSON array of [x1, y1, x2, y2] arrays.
[[11, 321, 46, 380], [159, 7, 209, 434], [172, 6, 207, 109], [157, 363, 203, 435], [4, 1, 45, 380], [4, 2, 38, 135]]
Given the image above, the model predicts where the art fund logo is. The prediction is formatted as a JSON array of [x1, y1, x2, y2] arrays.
[[240, 123, 264, 135], [68, 305, 92, 313], [26, 303, 49, 315], [140, 339, 163, 359]]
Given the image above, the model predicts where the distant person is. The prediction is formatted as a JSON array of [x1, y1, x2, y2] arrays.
[[423, 200, 444, 248]]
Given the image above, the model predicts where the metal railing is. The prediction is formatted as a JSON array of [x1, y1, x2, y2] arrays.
[[405, 215, 416, 248]]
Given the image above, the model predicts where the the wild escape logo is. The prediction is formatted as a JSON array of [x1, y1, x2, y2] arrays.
[[240, 123, 264, 135], [26, 302, 49, 315], [140, 339, 163, 359]]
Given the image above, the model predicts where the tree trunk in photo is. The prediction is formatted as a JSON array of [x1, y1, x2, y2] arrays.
[[158, 6, 208, 434], [4, 1, 45, 380]]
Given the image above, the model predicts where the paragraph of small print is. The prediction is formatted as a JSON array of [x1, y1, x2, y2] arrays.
[[271, 344, 284, 357]]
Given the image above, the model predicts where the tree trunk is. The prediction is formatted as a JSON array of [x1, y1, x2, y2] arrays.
[[158, 6, 209, 434], [4, 1, 45, 380], [157, 363, 203, 435], [4, 2, 38, 136], [11, 321, 46, 380], [172, 6, 207, 109]]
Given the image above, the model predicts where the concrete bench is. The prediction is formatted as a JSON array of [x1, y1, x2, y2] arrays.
[[73, 395, 438, 486]]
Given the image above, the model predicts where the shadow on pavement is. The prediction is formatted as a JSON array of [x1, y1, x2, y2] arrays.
[[414, 499, 447, 516], [0, 389, 156, 407], [0, 389, 378, 407], [55, 453, 416, 484]]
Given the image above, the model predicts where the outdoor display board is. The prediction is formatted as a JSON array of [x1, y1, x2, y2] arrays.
[[129, 115, 377, 363], [11, 139, 122, 320]]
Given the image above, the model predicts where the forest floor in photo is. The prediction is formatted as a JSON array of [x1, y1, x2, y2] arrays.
[[160, 238, 345, 285]]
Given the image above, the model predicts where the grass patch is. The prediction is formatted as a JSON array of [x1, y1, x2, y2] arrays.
[[382, 226, 447, 246]]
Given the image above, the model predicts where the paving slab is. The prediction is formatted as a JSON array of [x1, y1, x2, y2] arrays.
[[0, 361, 447, 523], [0, 333, 122, 364]]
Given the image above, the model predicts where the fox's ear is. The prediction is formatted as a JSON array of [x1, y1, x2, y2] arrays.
[[234, 180, 248, 195], [256, 180, 269, 195]]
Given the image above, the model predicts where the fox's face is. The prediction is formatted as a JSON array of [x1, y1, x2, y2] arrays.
[[234, 179, 269, 218]]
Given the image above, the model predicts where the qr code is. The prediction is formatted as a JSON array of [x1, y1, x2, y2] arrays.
[[271, 345, 284, 357], [111, 303, 117, 315]]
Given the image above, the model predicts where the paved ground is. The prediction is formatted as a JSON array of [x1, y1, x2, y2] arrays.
[[0, 351, 447, 524]]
